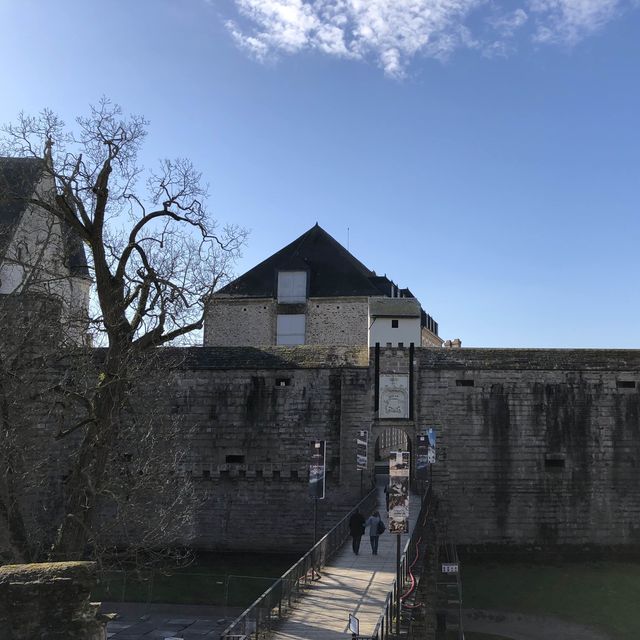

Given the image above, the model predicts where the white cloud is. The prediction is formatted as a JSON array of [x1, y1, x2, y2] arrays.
[[529, 0, 620, 43], [224, 0, 633, 76]]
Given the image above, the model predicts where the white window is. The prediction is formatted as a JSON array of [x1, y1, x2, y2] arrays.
[[277, 314, 305, 345], [277, 271, 307, 303]]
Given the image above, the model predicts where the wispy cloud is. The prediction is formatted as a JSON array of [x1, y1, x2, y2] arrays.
[[223, 0, 633, 77], [529, 0, 621, 44]]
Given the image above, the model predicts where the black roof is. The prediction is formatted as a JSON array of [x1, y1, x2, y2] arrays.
[[0, 157, 43, 258], [218, 223, 408, 299], [0, 156, 89, 278]]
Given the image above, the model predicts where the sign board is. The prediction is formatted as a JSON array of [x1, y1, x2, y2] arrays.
[[348, 613, 359, 635], [309, 440, 326, 500], [356, 429, 368, 470], [416, 433, 429, 480], [388, 450, 410, 534], [379, 374, 409, 419], [427, 428, 437, 464], [441, 563, 459, 574]]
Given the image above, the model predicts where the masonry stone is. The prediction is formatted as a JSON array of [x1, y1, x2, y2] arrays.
[[0, 562, 107, 639]]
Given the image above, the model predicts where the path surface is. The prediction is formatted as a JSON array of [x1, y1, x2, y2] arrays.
[[462, 609, 612, 640], [103, 602, 241, 639], [269, 483, 419, 640]]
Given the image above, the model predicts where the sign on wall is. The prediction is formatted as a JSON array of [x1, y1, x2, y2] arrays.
[[427, 428, 437, 464], [309, 440, 326, 500], [356, 429, 368, 470], [416, 433, 429, 480], [388, 450, 410, 534], [379, 374, 409, 419]]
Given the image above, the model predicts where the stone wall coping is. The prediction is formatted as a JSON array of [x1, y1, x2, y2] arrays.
[[399, 347, 640, 371], [154, 345, 370, 369], [0, 561, 96, 583]]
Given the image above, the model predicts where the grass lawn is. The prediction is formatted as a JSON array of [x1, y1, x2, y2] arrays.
[[461, 561, 640, 640], [92, 551, 299, 606]]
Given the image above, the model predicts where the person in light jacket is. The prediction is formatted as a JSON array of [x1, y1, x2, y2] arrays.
[[365, 510, 383, 555]]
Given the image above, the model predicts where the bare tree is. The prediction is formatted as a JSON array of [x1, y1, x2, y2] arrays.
[[0, 99, 247, 560]]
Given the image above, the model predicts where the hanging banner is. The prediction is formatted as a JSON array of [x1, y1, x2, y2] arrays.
[[309, 440, 326, 500], [427, 428, 437, 464], [416, 433, 429, 480], [388, 450, 410, 534], [356, 429, 368, 470]]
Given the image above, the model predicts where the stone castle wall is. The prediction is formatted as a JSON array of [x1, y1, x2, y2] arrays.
[[4, 309, 640, 554], [203, 298, 276, 346], [152, 346, 640, 551], [411, 348, 640, 547], [204, 297, 370, 347], [305, 298, 369, 346]]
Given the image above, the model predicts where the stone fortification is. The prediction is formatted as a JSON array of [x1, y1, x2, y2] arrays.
[[3, 314, 640, 554], [412, 347, 640, 548], [138, 345, 640, 552]]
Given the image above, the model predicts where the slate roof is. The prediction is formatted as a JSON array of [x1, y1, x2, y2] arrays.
[[0, 157, 43, 258], [217, 223, 408, 299], [0, 156, 89, 278]]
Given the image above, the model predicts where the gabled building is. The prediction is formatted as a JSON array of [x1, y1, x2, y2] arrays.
[[204, 223, 441, 348], [0, 157, 91, 342]]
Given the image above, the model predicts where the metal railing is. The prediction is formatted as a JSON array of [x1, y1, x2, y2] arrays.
[[220, 488, 378, 640], [370, 483, 433, 640]]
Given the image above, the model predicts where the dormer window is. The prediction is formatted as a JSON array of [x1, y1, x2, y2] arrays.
[[277, 271, 307, 303]]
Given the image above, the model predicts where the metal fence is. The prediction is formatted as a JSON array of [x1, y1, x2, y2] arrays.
[[220, 488, 378, 640], [370, 483, 433, 640], [94, 570, 277, 608]]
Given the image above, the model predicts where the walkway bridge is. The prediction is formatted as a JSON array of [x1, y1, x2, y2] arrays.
[[221, 482, 432, 640]]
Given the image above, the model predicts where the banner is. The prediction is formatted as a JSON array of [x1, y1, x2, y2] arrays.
[[309, 440, 326, 500], [388, 450, 410, 534], [356, 429, 368, 470], [427, 428, 437, 464], [416, 433, 429, 480]]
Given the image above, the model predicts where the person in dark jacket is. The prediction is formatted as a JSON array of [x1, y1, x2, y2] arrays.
[[365, 511, 383, 554], [348, 509, 366, 554]]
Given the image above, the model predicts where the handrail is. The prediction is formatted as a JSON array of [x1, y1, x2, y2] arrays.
[[370, 483, 433, 640], [220, 487, 378, 639]]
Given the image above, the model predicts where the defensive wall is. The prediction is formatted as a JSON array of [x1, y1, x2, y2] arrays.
[[3, 297, 640, 555], [160, 345, 640, 552]]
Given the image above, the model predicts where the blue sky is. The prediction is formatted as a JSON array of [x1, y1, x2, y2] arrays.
[[0, 0, 638, 347]]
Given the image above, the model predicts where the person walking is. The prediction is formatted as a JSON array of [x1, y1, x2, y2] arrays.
[[365, 510, 383, 555], [348, 509, 366, 554]]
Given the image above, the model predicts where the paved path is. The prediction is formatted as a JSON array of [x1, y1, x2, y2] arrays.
[[103, 603, 241, 639], [269, 484, 420, 640]]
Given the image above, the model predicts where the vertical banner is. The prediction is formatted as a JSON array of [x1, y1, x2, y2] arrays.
[[416, 433, 429, 480], [427, 428, 437, 464], [356, 429, 368, 470], [309, 440, 326, 500], [388, 451, 410, 534]]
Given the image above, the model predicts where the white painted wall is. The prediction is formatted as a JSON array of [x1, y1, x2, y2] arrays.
[[369, 316, 421, 347], [0, 172, 91, 343]]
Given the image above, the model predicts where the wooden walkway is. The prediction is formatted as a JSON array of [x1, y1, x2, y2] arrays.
[[270, 485, 420, 640]]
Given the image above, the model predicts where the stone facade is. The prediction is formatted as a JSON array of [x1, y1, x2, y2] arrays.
[[4, 313, 640, 554], [117, 345, 640, 552], [305, 297, 369, 346], [204, 297, 276, 346]]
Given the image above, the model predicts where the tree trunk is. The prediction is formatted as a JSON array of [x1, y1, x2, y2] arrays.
[[51, 344, 128, 560]]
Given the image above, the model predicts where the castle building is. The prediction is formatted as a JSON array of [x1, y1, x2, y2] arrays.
[[204, 223, 442, 348], [0, 157, 91, 341]]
